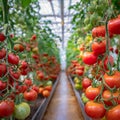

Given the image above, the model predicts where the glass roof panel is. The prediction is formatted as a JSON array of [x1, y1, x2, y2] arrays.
[[39, 0, 80, 44]]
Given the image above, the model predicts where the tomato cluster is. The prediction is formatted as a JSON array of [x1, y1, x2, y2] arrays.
[[67, 14, 120, 119]]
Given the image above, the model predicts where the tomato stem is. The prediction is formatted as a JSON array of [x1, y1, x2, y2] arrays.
[[117, 37, 120, 71], [105, 15, 113, 75], [2, 0, 8, 24]]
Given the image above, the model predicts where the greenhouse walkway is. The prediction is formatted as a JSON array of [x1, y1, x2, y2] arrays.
[[42, 71, 84, 120]]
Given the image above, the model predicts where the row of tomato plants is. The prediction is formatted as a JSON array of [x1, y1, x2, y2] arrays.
[[0, 1, 60, 119], [67, 10, 120, 120], [0, 32, 60, 119]]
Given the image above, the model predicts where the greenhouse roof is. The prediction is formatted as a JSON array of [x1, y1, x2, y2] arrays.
[[39, 0, 80, 47]]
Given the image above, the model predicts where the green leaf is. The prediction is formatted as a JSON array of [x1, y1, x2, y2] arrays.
[[22, 0, 32, 8]]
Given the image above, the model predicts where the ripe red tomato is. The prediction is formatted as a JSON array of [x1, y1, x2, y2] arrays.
[[20, 61, 28, 69], [82, 77, 92, 89], [92, 26, 105, 38], [20, 68, 28, 76], [79, 44, 85, 51], [75, 66, 84, 71], [0, 63, 7, 77], [92, 26, 113, 38], [75, 69, 84, 76], [108, 17, 120, 35], [44, 76, 49, 80], [0, 33, 6, 42], [32, 54, 39, 60], [104, 71, 120, 88], [8, 53, 19, 65], [0, 48, 6, 59], [102, 90, 120, 106], [32, 85, 39, 93], [105, 105, 120, 120], [104, 55, 114, 70], [9, 69, 20, 80], [85, 86, 100, 100], [85, 101, 106, 119], [0, 100, 14, 117], [92, 40, 106, 55], [24, 89, 38, 101], [36, 71, 44, 80], [14, 44, 25, 52], [31, 34, 37, 41], [82, 52, 98, 65], [24, 78, 32, 86], [0, 80, 7, 90], [109, 47, 114, 52], [115, 48, 118, 54], [10, 34, 14, 38], [17, 85, 27, 93], [22, 85, 28, 92]]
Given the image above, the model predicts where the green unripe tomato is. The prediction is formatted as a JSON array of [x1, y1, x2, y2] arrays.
[[14, 102, 30, 120]]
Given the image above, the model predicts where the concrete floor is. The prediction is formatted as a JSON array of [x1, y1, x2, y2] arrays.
[[42, 72, 84, 120]]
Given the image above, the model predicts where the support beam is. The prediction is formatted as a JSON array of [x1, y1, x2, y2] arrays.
[[68, 0, 72, 21], [40, 14, 73, 17], [40, 21, 71, 24], [60, 0, 64, 48], [49, 0, 56, 21]]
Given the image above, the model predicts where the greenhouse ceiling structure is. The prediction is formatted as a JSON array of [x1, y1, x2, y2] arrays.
[[39, 0, 80, 48]]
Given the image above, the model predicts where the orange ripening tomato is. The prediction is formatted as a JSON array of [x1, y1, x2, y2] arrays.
[[14, 44, 25, 52], [42, 90, 50, 97], [44, 86, 52, 92]]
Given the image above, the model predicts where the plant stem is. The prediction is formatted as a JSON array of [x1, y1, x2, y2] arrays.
[[2, 0, 8, 24], [105, 15, 113, 75]]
